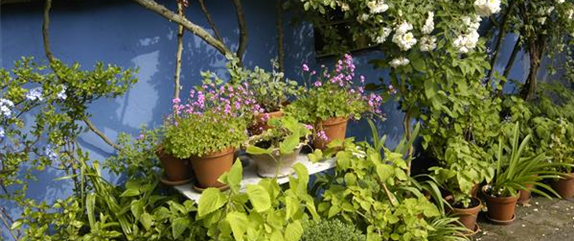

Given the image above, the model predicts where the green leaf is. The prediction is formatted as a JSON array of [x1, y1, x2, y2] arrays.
[[171, 217, 190, 239], [226, 212, 249, 241], [246, 185, 271, 212], [284, 220, 303, 241], [139, 212, 153, 231], [285, 196, 298, 220], [424, 80, 438, 99], [131, 200, 144, 220], [280, 133, 300, 154], [198, 188, 227, 217], [120, 189, 140, 197], [246, 145, 272, 155], [376, 164, 394, 181]]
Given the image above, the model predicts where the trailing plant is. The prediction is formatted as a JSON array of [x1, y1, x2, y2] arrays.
[[195, 160, 319, 240], [246, 116, 311, 156], [301, 219, 366, 241], [429, 137, 494, 207], [486, 122, 568, 198], [286, 54, 382, 125]]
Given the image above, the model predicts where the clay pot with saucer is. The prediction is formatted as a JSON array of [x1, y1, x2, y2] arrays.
[[313, 116, 348, 150], [190, 147, 235, 191], [551, 173, 574, 199], [483, 186, 518, 225], [156, 146, 193, 186]]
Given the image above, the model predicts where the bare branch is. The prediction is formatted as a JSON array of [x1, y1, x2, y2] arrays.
[[230, 0, 248, 60], [83, 117, 121, 151], [131, 0, 232, 56], [197, 0, 224, 43], [498, 36, 521, 97], [174, 1, 185, 100], [42, 0, 55, 62], [276, 0, 285, 72]]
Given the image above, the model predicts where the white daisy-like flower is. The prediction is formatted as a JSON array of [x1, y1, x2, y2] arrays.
[[420, 35, 437, 52], [367, 0, 389, 14], [389, 57, 410, 68], [474, 0, 501, 17]]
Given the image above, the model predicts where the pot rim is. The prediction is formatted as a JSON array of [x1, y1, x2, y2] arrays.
[[451, 197, 482, 211], [247, 142, 306, 158], [318, 116, 349, 126], [192, 147, 235, 159], [482, 185, 519, 201]]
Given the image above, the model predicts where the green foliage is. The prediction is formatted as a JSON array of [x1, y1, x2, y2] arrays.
[[429, 137, 494, 207], [105, 126, 163, 177], [163, 111, 248, 158], [226, 55, 301, 112], [246, 116, 311, 156], [196, 161, 318, 241], [301, 219, 366, 241], [14, 160, 207, 241]]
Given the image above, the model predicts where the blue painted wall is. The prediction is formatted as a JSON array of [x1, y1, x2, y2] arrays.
[[0, 0, 558, 238]]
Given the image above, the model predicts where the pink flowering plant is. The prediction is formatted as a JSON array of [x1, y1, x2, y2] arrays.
[[163, 74, 259, 158], [286, 54, 383, 125]]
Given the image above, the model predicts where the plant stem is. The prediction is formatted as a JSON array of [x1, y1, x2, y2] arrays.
[[174, 1, 185, 100], [498, 36, 521, 97], [275, 0, 285, 72], [84, 117, 122, 151]]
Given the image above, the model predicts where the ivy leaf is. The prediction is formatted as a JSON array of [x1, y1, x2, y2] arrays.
[[226, 212, 248, 241], [246, 185, 271, 212], [198, 188, 226, 217], [284, 220, 303, 241]]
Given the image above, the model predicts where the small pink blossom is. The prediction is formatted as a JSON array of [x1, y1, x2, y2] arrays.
[[302, 64, 310, 72]]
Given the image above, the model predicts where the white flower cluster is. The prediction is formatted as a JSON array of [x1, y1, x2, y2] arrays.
[[557, 0, 565, 4], [57, 86, 67, 100], [568, 9, 574, 19], [0, 126, 4, 138], [367, 0, 389, 14], [0, 98, 14, 118], [372, 27, 392, 44], [420, 12, 436, 52], [392, 22, 417, 51], [453, 15, 481, 53], [390, 57, 410, 68], [26, 87, 44, 101], [474, 0, 501, 17], [421, 12, 435, 35]]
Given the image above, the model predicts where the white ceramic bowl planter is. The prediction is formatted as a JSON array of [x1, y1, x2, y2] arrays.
[[248, 142, 305, 178]]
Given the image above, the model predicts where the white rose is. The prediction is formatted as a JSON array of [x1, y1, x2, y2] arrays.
[[422, 11, 435, 34]]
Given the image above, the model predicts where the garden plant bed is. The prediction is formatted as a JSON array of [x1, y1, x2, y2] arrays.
[[476, 196, 574, 241], [174, 154, 335, 201]]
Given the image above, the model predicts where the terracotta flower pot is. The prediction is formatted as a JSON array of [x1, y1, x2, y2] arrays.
[[190, 147, 235, 188], [156, 147, 193, 184], [449, 197, 482, 233], [551, 173, 574, 199], [249, 111, 283, 135], [248, 143, 303, 178], [313, 117, 348, 150], [483, 186, 518, 223]]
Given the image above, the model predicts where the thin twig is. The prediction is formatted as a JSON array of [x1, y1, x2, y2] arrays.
[[83, 117, 121, 151], [275, 0, 285, 72], [230, 0, 248, 61], [174, 1, 185, 100], [197, 0, 223, 43], [498, 36, 521, 97], [131, 0, 232, 56], [0, 207, 18, 240], [486, 0, 514, 86]]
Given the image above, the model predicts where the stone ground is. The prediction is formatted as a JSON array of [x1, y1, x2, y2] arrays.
[[474, 197, 574, 241]]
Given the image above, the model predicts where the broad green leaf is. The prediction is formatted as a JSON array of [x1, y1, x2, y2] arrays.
[[246, 145, 272, 155], [284, 220, 303, 241], [246, 185, 271, 212], [198, 188, 227, 217], [226, 212, 249, 241], [219, 159, 243, 193], [171, 217, 190, 239], [280, 133, 299, 155], [139, 212, 153, 231], [120, 189, 140, 197]]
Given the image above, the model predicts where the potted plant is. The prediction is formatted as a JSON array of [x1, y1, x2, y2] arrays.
[[286, 54, 382, 149], [429, 137, 493, 234], [245, 116, 311, 177], [546, 119, 574, 198], [162, 77, 256, 190], [483, 122, 565, 224]]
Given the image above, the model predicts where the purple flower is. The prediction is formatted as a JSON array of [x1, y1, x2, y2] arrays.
[[302, 64, 310, 72], [314, 81, 322, 87], [317, 130, 329, 141], [137, 134, 145, 140], [172, 98, 181, 104], [305, 125, 313, 130]]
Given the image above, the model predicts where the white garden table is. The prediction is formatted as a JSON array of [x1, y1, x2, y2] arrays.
[[174, 154, 336, 201]]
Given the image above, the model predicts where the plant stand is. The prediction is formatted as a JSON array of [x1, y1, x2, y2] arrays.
[[174, 154, 336, 201]]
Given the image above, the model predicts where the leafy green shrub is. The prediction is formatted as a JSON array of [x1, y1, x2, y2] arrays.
[[301, 220, 365, 241]]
